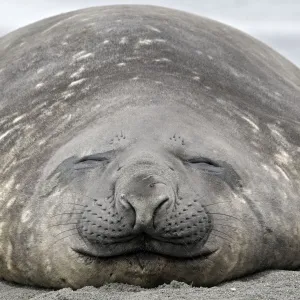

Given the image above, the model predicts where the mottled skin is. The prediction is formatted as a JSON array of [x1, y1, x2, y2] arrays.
[[0, 5, 300, 289]]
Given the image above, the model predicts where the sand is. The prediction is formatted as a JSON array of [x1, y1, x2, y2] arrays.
[[1, 270, 300, 300]]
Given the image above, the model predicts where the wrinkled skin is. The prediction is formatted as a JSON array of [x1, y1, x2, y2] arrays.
[[0, 5, 300, 288]]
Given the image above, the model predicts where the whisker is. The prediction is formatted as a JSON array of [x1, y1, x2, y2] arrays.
[[181, 242, 197, 263], [50, 212, 82, 218], [211, 229, 234, 240], [213, 223, 240, 230], [52, 233, 79, 247], [62, 203, 86, 207], [203, 201, 232, 207], [209, 212, 241, 221], [49, 222, 78, 228], [67, 190, 99, 202], [54, 228, 77, 238], [210, 233, 232, 243]]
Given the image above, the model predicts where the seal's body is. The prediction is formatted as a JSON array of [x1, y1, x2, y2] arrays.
[[0, 5, 299, 288]]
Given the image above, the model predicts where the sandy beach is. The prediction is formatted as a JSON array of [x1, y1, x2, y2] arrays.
[[1, 270, 300, 300]]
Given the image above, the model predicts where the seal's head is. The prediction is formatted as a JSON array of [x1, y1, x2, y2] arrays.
[[27, 105, 261, 288]]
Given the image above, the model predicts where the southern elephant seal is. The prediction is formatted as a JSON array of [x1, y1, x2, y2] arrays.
[[0, 5, 299, 288]]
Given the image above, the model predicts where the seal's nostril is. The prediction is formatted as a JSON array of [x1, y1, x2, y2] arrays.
[[119, 193, 130, 209], [155, 195, 170, 213], [158, 195, 169, 202]]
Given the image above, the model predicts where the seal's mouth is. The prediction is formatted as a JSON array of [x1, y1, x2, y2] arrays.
[[72, 238, 217, 262], [73, 248, 216, 262]]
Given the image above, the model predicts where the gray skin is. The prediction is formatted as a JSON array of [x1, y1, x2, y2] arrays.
[[0, 5, 300, 289]]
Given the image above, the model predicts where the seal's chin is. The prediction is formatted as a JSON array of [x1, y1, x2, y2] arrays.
[[72, 235, 217, 261]]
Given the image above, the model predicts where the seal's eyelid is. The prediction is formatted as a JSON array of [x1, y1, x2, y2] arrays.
[[75, 150, 117, 164], [187, 157, 220, 167], [77, 154, 108, 163]]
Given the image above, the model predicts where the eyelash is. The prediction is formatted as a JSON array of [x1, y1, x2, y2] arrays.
[[74, 156, 109, 170], [186, 158, 220, 167]]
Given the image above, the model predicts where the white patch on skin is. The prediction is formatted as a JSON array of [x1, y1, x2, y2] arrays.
[[275, 165, 290, 181], [72, 51, 86, 59], [146, 25, 161, 32], [0, 222, 4, 236], [0, 68, 4, 73], [196, 50, 203, 55], [19, 42, 25, 47], [103, 40, 110, 44], [61, 91, 75, 100], [70, 66, 85, 79], [24, 124, 34, 131], [268, 125, 289, 147], [42, 14, 80, 34], [4, 178, 15, 192], [35, 83, 45, 89], [55, 71, 65, 77], [274, 150, 291, 165], [66, 114, 72, 121], [262, 164, 279, 180], [0, 129, 14, 142], [215, 98, 226, 104], [232, 192, 246, 204], [45, 259, 52, 273], [208, 55, 213, 60], [68, 78, 87, 88], [155, 81, 162, 84], [81, 84, 92, 94], [13, 115, 25, 123], [193, 76, 200, 81], [6, 242, 13, 271], [119, 37, 128, 44], [62, 42, 68, 46], [131, 76, 139, 81], [125, 56, 141, 61], [37, 68, 45, 74], [38, 139, 46, 146], [274, 91, 282, 97], [21, 210, 31, 223], [76, 53, 94, 61], [139, 39, 153, 45], [204, 86, 211, 90], [138, 39, 165, 45], [117, 62, 126, 67], [241, 116, 259, 132], [242, 188, 252, 196], [228, 66, 241, 78], [153, 58, 171, 62], [43, 21, 64, 33], [6, 197, 16, 208]]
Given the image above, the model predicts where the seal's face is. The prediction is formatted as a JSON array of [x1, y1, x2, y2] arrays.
[[34, 105, 255, 287]]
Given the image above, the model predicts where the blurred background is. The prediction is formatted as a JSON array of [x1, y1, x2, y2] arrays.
[[1, 0, 299, 66]]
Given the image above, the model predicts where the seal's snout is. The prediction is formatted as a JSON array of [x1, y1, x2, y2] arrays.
[[118, 174, 174, 231], [77, 158, 213, 258]]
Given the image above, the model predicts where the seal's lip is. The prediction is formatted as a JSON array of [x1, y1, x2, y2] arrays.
[[72, 245, 218, 261]]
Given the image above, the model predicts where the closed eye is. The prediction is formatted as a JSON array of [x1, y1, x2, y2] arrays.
[[74, 154, 110, 170], [186, 157, 242, 189], [187, 157, 223, 174], [77, 154, 108, 163], [187, 157, 219, 167]]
